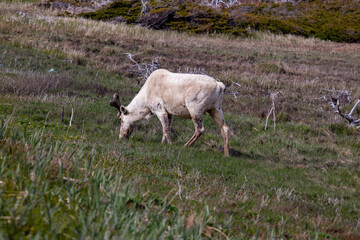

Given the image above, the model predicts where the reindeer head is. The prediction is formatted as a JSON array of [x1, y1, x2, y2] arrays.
[[109, 93, 134, 139]]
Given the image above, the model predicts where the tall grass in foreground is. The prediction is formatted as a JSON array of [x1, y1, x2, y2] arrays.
[[0, 117, 211, 239]]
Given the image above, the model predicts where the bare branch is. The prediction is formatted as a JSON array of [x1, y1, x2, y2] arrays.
[[140, 0, 150, 16], [125, 52, 142, 68], [349, 99, 360, 116], [125, 53, 159, 84], [265, 106, 274, 131], [265, 90, 282, 131]]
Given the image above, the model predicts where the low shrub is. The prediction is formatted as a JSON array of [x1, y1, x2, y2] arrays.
[[78, 0, 360, 42], [79, 0, 141, 23]]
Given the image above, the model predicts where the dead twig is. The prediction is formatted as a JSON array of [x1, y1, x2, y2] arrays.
[[265, 90, 282, 131], [206, 226, 230, 240], [201, 0, 239, 8], [62, 176, 78, 182], [140, 0, 150, 16], [226, 82, 241, 99], [69, 108, 74, 127], [177, 66, 205, 75]]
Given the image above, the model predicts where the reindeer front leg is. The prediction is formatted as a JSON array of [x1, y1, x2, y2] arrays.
[[155, 112, 172, 144]]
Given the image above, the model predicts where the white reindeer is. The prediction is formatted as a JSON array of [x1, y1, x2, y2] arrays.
[[110, 69, 230, 156]]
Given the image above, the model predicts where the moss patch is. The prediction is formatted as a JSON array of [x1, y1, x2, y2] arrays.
[[79, 0, 141, 23]]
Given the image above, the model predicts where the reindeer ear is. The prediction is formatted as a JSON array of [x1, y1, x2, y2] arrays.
[[120, 105, 128, 115]]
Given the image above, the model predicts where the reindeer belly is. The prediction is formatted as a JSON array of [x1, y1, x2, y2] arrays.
[[164, 102, 191, 118], [148, 99, 190, 118]]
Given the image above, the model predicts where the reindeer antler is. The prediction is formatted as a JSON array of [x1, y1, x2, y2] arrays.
[[109, 93, 121, 118]]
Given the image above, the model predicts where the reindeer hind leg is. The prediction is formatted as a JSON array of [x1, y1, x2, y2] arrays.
[[184, 116, 205, 147], [208, 108, 230, 157]]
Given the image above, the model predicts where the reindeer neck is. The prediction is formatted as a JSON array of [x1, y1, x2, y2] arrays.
[[126, 89, 150, 121]]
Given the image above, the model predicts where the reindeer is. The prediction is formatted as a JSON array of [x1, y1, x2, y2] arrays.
[[109, 69, 230, 156]]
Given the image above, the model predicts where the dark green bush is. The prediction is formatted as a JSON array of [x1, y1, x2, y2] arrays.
[[79, 0, 141, 23]]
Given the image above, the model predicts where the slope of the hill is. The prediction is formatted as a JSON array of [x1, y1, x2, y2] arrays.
[[1, 1, 360, 239], [44, 0, 360, 43]]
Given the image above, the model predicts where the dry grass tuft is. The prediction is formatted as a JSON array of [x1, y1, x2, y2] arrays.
[[0, 69, 73, 96]]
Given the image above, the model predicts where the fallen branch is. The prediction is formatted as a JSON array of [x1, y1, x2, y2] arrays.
[[332, 98, 360, 128], [320, 89, 360, 128]]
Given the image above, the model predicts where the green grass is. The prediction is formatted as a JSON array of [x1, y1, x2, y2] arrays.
[[1, 40, 359, 239], [0, 118, 214, 239]]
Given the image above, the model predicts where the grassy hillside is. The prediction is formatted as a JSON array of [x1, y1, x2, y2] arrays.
[[1, 1, 360, 239], [76, 0, 360, 43]]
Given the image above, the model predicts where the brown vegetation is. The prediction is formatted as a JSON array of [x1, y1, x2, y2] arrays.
[[1, 4, 359, 126], [0, 70, 73, 96]]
